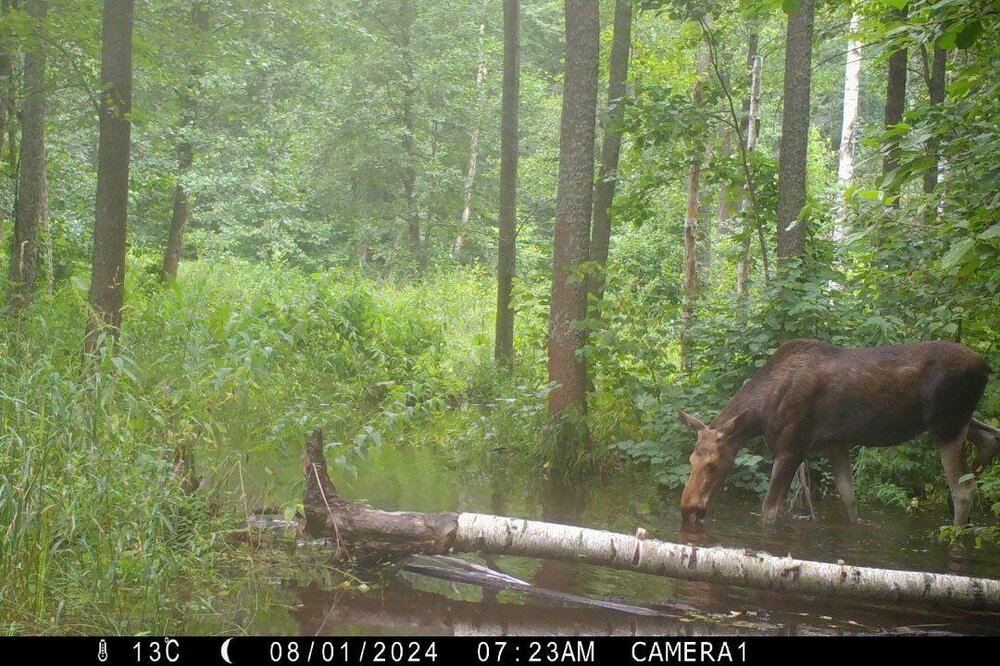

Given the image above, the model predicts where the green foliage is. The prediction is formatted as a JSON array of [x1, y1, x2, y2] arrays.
[[0, 257, 546, 632]]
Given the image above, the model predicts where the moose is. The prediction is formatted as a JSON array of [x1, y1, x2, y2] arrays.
[[677, 339, 999, 527]]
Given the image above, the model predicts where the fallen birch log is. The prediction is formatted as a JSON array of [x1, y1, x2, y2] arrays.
[[302, 429, 1000, 611]]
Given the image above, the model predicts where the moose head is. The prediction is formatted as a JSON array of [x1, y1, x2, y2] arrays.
[[676, 409, 755, 526]]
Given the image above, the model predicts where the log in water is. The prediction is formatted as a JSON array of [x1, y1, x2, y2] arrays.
[[302, 429, 1000, 612]]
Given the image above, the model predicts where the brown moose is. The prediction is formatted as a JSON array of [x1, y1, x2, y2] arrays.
[[677, 339, 997, 527]]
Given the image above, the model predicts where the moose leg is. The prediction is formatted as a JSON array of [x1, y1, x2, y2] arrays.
[[937, 425, 975, 526], [827, 448, 857, 524], [761, 454, 801, 525]]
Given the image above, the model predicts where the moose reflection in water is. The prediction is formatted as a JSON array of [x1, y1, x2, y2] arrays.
[[676, 339, 998, 527]]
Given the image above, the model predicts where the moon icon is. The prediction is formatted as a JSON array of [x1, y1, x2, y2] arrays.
[[221, 637, 234, 664]]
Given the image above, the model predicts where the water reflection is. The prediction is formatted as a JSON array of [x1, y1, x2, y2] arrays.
[[239, 445, 1000, 635]]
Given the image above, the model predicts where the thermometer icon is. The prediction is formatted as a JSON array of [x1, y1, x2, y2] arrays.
[[98, 639, 108, 662]]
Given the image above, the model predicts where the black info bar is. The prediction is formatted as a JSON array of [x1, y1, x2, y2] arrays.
[[0, 635, 988, 665]]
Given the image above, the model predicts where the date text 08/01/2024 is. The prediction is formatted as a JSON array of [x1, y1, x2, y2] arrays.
[[262, 639, 746, 664]]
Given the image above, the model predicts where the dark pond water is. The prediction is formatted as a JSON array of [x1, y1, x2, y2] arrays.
[[222, 445, 1000, 636]]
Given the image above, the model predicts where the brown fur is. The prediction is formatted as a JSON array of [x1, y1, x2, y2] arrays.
[[677, 339, 991, 526]]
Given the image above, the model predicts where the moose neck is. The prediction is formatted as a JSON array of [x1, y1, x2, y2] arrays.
[[710, 387, 763, 453]]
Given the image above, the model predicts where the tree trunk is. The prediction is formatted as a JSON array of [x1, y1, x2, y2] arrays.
[[494, 0, 519, 368], [776, 0, 814, 260], [38, 171, 51, 293], [400, 0, 421, 268], [923, 45, 946, 196], [680, 48, 708, 373], [301, 429, 1000, 612], [548, 0, 599, 454], [833, 11, 861, 241], [86, 0, 134, 352], [738, 32, 757, 141], [882, 7, 907, 205], [0, 0, 14, 188], [162, 1, 208, 281], [716, 125, 732, 242], [587, 0, 631, 306], [453, 1, 489, 262], [6, 0, 46, 313], [736, 47, 761, 297]]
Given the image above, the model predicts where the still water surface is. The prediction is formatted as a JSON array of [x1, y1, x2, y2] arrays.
[[220, 446, 1000, 636]]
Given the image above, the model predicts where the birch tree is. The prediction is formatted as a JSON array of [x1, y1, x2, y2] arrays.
[[833, 11, 861, 241], [302, 429, 1000, 612], [453, 0, 489, 261], [736, 44, 761, 297]]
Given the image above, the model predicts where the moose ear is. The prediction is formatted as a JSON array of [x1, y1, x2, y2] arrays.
[[718, 410, 753, 439], [677, 410, 707, 432]]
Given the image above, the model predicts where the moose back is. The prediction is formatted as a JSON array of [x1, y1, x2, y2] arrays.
[[676, 339, 992, 527]]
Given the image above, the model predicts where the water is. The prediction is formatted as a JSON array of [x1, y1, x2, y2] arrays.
[[223, 445, 1000, 636]]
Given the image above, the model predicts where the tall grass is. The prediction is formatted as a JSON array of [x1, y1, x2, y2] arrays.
[[0, 256, 541, 633]]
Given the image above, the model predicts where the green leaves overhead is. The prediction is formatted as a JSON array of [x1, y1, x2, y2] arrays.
[[937, 19, 983, 49], [955, 20, 983, 48]]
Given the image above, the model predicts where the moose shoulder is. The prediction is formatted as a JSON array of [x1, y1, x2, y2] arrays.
[[676, 339, 994, 527]]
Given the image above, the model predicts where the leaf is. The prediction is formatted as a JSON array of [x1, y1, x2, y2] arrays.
[[955, 20, 983, 49], [978, 223, 1000, 240], [886, 0, 909, 8], [781, 0, 799, 14], [882, 123, 911, 138], [940, 237, 975, 270], [936, 28, 958, 50]]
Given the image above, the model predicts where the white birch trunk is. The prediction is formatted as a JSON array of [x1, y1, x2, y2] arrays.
[[303, 429, 1000, 613], [454, 513, 1000, 611], [833, 12, 862, 241], [453, 4, 489, 260], [736, 55, 762, 297]]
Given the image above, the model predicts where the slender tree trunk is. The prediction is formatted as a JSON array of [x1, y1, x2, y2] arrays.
[[1, 0, 16, 192], [736, 45, 761, 297], [38, 171, 51, 293], [548, 0, 599, 453], [86, 0, 134, 352], [776, 0, 815, 260], [6, 0, 46, 313], [587, 0, 631, 306], [162, 2, 208, 281], [400, 0, 421, 268], [833, 12, 861, 241], [923, 45, 946, 196], [0, 0, 14, 186], [738, 32, 757, 140], [882, 7, 907, 206], [453, 1, 489, 261], [716, 125, 732, 243], [494, 0, 519, 368], [301, 429, 1000, 612], [680, 49, 708, 373]]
